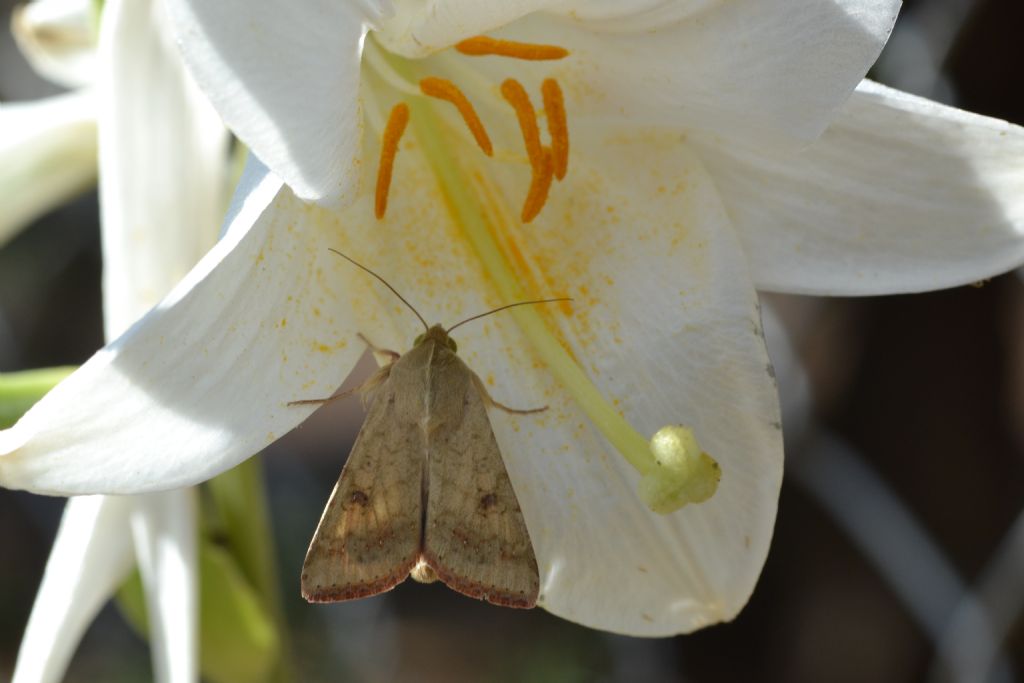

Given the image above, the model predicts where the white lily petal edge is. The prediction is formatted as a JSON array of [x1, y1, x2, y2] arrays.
[[696, 79, 1024, 295], [12, 495, 198, 683], [130, 490, 198, 683], [12, 496, 135, 683]]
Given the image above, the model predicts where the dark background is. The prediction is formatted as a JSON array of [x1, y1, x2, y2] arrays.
[[2, 0, 1023, 681]]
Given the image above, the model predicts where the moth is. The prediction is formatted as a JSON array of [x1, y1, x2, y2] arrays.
[[294, 250, 568, 609]]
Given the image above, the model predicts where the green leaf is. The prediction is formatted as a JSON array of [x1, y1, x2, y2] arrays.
[[117, 538, 279, 683], [0, 366, 75, 428]]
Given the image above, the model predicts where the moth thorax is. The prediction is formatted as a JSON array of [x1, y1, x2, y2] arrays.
[[411, 558, 439, 584]]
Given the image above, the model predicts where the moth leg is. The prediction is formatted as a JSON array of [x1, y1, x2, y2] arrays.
[[472, 373, 547, 415], [287, 385, 360, 407], [488, 398, 548, 415], [357, 332, 401, 364], [289, 365, 393, 408]]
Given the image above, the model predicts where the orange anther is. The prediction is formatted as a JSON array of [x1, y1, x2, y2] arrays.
[[522, 146, 554, 224], [455, 35, 569, 61], [375, 102, 410, 220], [500, 79, 543, 172], [541, 78, 568, 181], [420, 77, 493, 156]]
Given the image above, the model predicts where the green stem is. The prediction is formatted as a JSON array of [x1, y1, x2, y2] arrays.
[[206, 457, 295, 683], [0, 366, 76, 428]]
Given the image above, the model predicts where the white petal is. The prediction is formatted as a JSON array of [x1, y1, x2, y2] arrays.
[[378, 0, 553, 52], [0, 93, 96, 246], [551, 0, 719, 26], [165, 0, 384, 206], [130, 489, 197, 683], [12, 0, 97, 88], [98, 0, 228, 337], [385, 0, 899, 145], [563, 0, 898, 143], [12, 496, 135, 683], [0, 160, 365, 494], [377, 0, 722, 52], [692, 79, 1024, 295]]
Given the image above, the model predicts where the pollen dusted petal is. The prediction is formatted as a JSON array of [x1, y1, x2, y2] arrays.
[[375, 102, 410, 220], [420, 77, 493, 156], [541, 78, 569, 181], [455, 35, 568, 61]]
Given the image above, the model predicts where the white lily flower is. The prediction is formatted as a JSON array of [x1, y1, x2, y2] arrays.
[[8, 0, 226, 679], [3, 0, 1024, 637]]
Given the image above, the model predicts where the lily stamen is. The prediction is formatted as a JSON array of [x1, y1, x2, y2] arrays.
[[499, 79, 557, 224], [522, 147, 554, 223], [455, 35, 569, 61], [541, 78, 569, 180], [500, 78, 543, 170], [419, 77, 493, 156], [375, 102, 410, 220]]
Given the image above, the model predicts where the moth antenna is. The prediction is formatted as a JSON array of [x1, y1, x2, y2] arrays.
[[446, 298, 572, 334], [328, 248, 429, 331]]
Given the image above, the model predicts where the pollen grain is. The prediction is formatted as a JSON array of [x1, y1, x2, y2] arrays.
[[542, 78, 569, 180], [420, 77, 493, 156], [522, 146, 554, 224], [455, 35, 569, 61], [375, 102, 410, 220]]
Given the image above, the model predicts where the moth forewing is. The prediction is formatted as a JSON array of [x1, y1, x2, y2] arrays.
[[301, 362, 425, 602], [300, 321, 542, 608], [421, 342, 540, 608], [296, 251, 561, 608]]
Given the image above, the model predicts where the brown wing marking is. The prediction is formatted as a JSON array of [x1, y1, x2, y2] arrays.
[[301, 365, 425, 602], [421, 349, 540, 608]]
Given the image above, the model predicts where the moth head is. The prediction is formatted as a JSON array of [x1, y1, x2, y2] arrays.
[[415, 324, 458, 352]]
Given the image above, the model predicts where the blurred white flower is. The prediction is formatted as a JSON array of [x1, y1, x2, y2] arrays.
[[3, 0, 1024, 637], [0, 92, 96, 246], [11, 0, 97, 88], [0, 0, 99, 245], [5, 0, 226, 680]]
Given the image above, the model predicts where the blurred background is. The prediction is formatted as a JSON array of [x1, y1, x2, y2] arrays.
[[2, 0, 1023, 681]]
